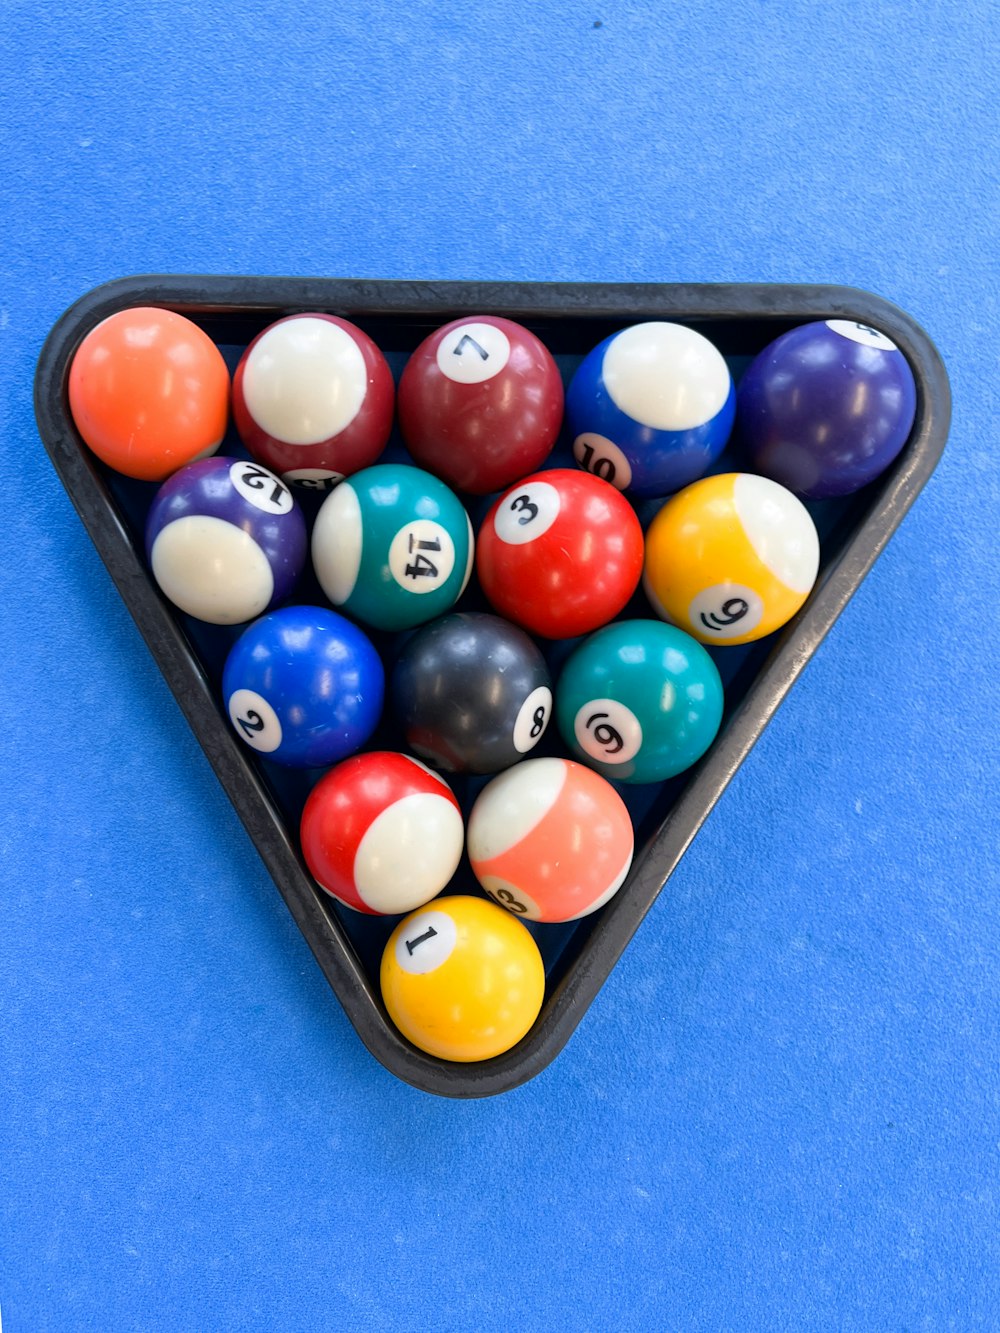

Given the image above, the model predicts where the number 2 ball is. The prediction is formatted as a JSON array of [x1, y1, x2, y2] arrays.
[[566, 322, 735, 498], [381, 896, 545, 1062], [476, 469, 644, 640], [222, 605, 384, 768], [233, 313, 394, 490], [737, 319, 918, 498], [300, 753, 464, 915], [467, 757, 634, 922], [145, 456, 307, 624], [643, 472, 820, 646], [312, 464, 474, 632], [397, 316, 564, 495]]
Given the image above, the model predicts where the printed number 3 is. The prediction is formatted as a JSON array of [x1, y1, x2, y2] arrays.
[[509, 494, 538, 525]]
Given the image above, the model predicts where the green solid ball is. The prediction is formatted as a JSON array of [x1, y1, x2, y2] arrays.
[[311, 463, 475, 632], [556, 619, 724, 784]]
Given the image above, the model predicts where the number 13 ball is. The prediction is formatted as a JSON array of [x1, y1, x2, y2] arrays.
[[643, 473, 820, 646], [566, 322, 735, 498]]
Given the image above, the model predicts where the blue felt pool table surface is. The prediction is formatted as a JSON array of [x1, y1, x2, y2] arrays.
[[2, 3, 998, 1329]]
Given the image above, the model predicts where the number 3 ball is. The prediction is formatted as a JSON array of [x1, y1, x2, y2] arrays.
[[300, 753, 464, 915], [312, 463, 474, 632], [566, 322, 735, 498], [145, 457, 307, 624], [391, 612, 553, 775], [737, 320, 917, 499], [398, 316, 564, 495], [556, 620, 724, 784], [222, 605, 384, 768], [380, 896, 545, 1062], [476, 469, 644, 640], [68, 306, 230, 482], [467, 757, 635, 922], [233, 313, 394, 490], [643, 472, 820, 646]]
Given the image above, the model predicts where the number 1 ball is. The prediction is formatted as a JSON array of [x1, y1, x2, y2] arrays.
[[476, 469, 644, 640], [145, 456, 307, 624], [398, 316, 564, 495], [737, 319, 918, 498], [233, 313, 394, 490], [380, 896, 545, 1062], [390, 612, 553, 774], [643, 472, 820, 646], [566, 321, 735, 498], [222, 605, 384, 768], [300, 753, 464, 915], [467, 757, 635, 922], [68, 306, 230, 482]]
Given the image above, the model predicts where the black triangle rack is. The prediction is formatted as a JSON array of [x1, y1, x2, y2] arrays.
[[34, 276, 951, 1097]]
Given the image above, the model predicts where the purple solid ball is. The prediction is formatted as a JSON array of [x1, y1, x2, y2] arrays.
[[145, 455, 308, 624], [737, 320, 918, 499]]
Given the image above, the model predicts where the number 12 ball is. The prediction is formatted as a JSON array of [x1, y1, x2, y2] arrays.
[[566, 322, 735, 498]]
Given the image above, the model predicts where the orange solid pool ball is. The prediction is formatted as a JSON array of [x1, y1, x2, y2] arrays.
[[68, 307, 230, 481], [380, 896, 545, 1062]]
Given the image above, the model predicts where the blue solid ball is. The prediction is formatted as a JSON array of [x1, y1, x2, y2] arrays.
[[222, 605, 384, 768], [145, 456, 307, 625], [566, 322, 735, 498]]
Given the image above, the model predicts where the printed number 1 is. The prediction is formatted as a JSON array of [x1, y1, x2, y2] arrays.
[[406, 926, 438, 955]]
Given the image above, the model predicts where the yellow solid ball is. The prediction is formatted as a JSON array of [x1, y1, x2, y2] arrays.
[[643, 472, 820, 646], [380, 895, 545, 1062]]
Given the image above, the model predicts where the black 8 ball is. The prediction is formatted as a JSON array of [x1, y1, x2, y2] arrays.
[[390, 612, 553, 775]]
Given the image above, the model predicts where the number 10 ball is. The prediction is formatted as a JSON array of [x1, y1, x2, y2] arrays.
[[566, 322, 735, 497]]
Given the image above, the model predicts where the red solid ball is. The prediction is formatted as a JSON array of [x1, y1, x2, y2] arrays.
[[397, 316, 564, 495], [300, 751, 465, 915], [476, 469, 645, 639]]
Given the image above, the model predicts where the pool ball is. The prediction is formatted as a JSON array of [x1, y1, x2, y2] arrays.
[[390, 612, 553, 774], [222, 605, 384, 768], [300, 752, 464, 915], [556, 620, 724, 784], [475, 469, 644, 640], [566, 322, 735, 498], [145, 457, 307, 625], [233, 313, 394, 490], [311, 463, 474, 632], [380, 896, 545, 1062], [397, 316, 563, 495], [68, 306, 230, 481], [737, 319, 918, 499], [467, 757, 634, 922], [643, 472, 820, 646]]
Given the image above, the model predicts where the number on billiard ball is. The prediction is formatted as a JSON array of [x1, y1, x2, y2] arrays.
[[467, 757, 635, 922], [566, 321, 735, 498], [397, 316, 564, 495], [380, 896, 545, 1062], [643, 472, 820, 645], [475, 469, 644, 640], [390, 611, 553, 775], [145, 457, 307, 625], [311, 463, 474, 633], [222, 605, 384, 768]]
